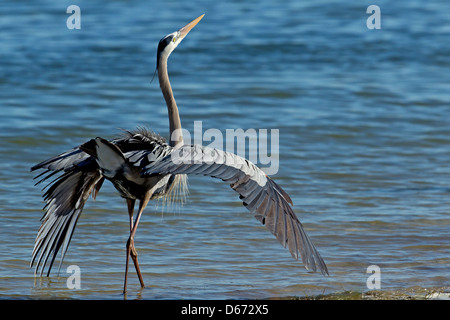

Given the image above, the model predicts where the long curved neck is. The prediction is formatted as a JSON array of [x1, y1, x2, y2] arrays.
[[158, 56, 183, 148]]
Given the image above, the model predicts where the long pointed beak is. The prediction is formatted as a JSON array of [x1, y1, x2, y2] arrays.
[[179, 14, 205, 39]]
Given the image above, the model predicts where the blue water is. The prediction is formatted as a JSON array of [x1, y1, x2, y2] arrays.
[[0, 0, 449, 299]]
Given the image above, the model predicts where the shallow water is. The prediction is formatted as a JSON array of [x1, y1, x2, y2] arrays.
[[0, 1, 449, 299]]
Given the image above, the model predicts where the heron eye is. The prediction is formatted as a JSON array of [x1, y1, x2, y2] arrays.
[[172, 37, 177, 42]]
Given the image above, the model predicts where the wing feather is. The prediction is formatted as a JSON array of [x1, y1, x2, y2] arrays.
[[30, 128, 178, 277], [31, 159, 102, 276], [144, 144, 328, 275], [31, 148, 90, 172]]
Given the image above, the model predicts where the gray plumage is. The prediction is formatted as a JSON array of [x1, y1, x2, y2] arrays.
[[145, 144, 328, 275], [31, 129, 185, 276]]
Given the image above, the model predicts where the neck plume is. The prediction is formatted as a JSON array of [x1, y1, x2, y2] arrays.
[[158, 56, 183, 148]]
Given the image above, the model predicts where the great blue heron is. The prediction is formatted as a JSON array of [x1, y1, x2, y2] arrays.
[[31, 14, 328, 294]]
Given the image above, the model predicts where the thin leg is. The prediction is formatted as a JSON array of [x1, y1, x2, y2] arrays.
[[124, 198, 135, 294], [123, 192, 151, 293], [127, 239, 145, 289], [128, 194, 150, 286]]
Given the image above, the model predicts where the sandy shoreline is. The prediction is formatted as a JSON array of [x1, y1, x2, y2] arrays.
[[285, 287, 450, 300]]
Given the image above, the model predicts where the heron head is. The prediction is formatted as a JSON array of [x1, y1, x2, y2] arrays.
[[157, 14, 204, 68]]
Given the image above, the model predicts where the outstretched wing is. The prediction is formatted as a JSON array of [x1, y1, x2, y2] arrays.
[[31, 150, 103, 276], [144, 144, 328, 275], [30, 129, 172, 276]]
